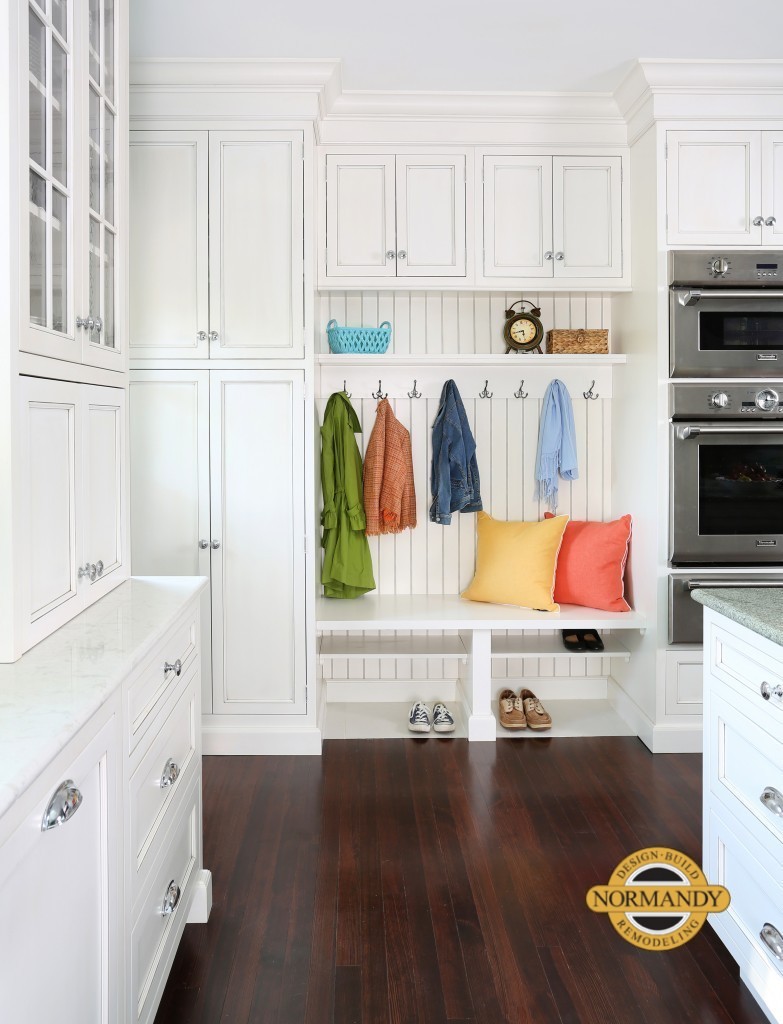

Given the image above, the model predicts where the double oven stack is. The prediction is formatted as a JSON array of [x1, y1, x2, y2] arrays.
[[669, 252, 783, 643]]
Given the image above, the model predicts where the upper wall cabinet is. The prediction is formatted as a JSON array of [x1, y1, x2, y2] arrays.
[[22, 0, 124, 371], [666, 130, 783, 247], [129, 130, 305, 360], [481, 154, 624, 282], [323, 154, 467, 283]]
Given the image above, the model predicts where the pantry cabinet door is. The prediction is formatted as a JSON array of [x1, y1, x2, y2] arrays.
[[666, 131, 762, 246], [325, 154, 396, 278], [209, 132, 304, 358], [129, 131, 209, 358], [482, 155, 553, 278], [396, 155, 466, 277], [553, 156, 622, 278], [129, 370, 212, 710], [210, 371, 306, 716], [19, 376, 84, 650], [762, 132, 783, 246], [82, 384, 127, 606]]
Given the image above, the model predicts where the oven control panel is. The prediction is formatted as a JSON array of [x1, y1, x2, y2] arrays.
[[670, 250, 783, 286], [672, 383, 783, 419]]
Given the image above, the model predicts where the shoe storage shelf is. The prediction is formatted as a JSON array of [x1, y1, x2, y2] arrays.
[[316, 595, 645, 742]]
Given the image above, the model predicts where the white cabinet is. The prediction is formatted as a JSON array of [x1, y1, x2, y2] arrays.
[[324, 153, 467, 280], [20, 375, 127, 651], [129, 130, 305, 359], [0, 711, 120, 1024], [666, 130, 783, 246], [21, 0, 125, 370], [481, 154, 623, 280], [129, 369, 307, 721]]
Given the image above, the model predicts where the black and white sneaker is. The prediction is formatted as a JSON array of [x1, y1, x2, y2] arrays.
[[408, 701, 432, 733], [432, 702, 456, 734]]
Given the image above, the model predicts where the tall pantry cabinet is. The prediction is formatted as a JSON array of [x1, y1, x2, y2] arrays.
[[128, 121, 316, 753]]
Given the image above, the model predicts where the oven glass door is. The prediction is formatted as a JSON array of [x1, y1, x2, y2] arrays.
[[671, 291, 783, 377], [671, 424, 783, 563]]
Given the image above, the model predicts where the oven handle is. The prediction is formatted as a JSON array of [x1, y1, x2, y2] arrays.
[[686, 579, 783, 591], [677, 425, 783, 439], [676, 288, 783, 306]]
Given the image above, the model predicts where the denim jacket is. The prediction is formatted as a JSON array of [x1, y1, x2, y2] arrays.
[[429, 380, 482, 524]]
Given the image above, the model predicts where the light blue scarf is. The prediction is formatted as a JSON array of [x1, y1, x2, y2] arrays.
[[535, 379, 578, 512]]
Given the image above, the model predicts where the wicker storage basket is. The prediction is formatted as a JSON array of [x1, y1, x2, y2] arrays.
[[547, 328, 609, 355], [326, 319, 392, 354]]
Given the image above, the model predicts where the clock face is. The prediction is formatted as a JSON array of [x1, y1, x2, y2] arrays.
[[509, 317, 539, 345]]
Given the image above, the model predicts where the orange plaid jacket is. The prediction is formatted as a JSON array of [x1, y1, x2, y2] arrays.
[[363, 398, 417, 535]]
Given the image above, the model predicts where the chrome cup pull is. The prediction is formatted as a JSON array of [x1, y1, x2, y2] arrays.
[[161, 880, 181, 916], [761, 681, 783, 701], [41, 780, 83, 831], [164, 659, 182, 677], [761, 923, 783, 962], [159, 757, 180, 789], [761, 786, 783, 817]]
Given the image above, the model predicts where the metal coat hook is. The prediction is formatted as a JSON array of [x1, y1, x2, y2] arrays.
[[514, 380, 528, 399], [479, 380, 493, 399], [583, 380, 599, 400], [372, 380, 388, 400], [342, 380, 351, 398], [407, 379, 422, 399]]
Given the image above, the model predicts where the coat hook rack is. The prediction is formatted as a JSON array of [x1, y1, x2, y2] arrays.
[[514, 380, 528, 399], [372, 380, 388, 400], [583, 380, 599, 400], [479, 380, 493, 399], [342, 380, 351, 398], [407, 379, 422, 399]]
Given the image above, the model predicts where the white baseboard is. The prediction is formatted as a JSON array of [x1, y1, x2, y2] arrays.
[[607, 679, 703, 753], [325, 679, 459, 703], [187, 869, 213, 924], [650, 723, 703, 754], [202, 716, 322, 755]]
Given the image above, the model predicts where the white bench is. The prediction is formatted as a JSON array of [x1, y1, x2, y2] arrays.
[[316, 595, 646, 740]]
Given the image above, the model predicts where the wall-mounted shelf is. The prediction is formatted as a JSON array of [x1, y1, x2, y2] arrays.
[[319, 634, 468, 661], [316, 353, 626, 366], [490, 635, 630, 660]]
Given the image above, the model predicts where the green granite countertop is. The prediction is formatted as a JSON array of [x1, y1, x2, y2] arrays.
[[691, 587, 783, 647]]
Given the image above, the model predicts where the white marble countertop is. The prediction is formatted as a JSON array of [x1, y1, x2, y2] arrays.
[[0, 576, 208, 821]]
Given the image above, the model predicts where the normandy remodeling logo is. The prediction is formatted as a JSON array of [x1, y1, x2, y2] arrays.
[[586, 847, 730, 950]]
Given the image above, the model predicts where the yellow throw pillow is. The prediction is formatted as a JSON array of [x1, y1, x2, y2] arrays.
[[462, 511, 569, 612]]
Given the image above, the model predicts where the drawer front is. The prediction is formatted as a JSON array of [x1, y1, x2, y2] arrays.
[[131, 776, 199, 1024], [709, 618, 783, 726], [130, 671, 198, 895], [710, 683, 783, 865], [127, 609, 197, 749], [706, 804, 783, 1001]]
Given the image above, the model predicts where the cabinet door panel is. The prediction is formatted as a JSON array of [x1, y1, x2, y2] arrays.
[[325, 155, 396, 277], [483, 156, 553, 278], [667, 131, 762, 246], [83, 385, 126, 604], [129, 132, 209, 358], [210, 371, 306, 715], [396, 156, 466, 277], [762, 132, 783, 246], [129, 371, 212, 711], [209, 132, 304, 358], [553, 156, 622, 278], [20, 376, 83, 648]]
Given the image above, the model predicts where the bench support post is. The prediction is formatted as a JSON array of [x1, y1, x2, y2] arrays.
[[465, 629, 496, 741]]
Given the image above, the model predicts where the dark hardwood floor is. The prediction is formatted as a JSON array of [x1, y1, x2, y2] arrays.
[[155, 738, 768, 1024]]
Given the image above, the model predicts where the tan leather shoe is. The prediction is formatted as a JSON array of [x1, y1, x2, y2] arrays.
[[498, 688, 527, 729], [520, 689, 552, 730]]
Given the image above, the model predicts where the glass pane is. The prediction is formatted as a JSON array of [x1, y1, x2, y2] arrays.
[[89, 217, 100, 329], [103, 0, 114, 101], [52, 188, 67, 332], [700, 312, 783, 351], [29, 171, 47, 326], [52, 38, 67, 186], [699, 444, 783, 535], [28, 9, 46, 168], [103, 229, 114, 347], [104, 106, 114, 225], [89, 0, 99, 82], [52, 0, 67, 40], [89, 87, 100, 213]]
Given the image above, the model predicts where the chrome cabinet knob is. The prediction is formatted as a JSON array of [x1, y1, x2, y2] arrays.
[[198, 539, 209, 549], [209, 331, 219, 343], [397, 250, 407, 260], [544, 251, 554, 260], [211, 539, 220, 549], [161, 880, 181, 916], [385, 251, 396, 260], [95, 560, 104, 577], [92, 317, 103, 334], [160, 757, 181, 789], [555, 251, 565, 261], [86, 563, 98, 582], [77, 564, 91, 579], [761, 680, 783, 700], [761, 786, 783, 817], [41, 780, 83, 831], [164, 659, 182, 677], [761, 923, 783, 962], [754, 216, 765, 227], [197, 331, 207, 343], [76, 316, 94, 330], [767, 216, 778, 227]]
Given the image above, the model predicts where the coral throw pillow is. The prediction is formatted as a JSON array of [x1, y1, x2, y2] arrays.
[[544, 512, 632, 612], [462, 511, 569, 612]]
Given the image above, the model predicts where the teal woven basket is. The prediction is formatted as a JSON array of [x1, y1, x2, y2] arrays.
[[326, 319, 392, 354]]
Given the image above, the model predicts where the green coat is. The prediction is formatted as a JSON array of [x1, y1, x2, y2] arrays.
[[320, 392, 376, 599]]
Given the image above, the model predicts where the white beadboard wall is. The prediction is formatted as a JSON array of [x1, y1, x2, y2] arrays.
[[316, 290, 615, 686]]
